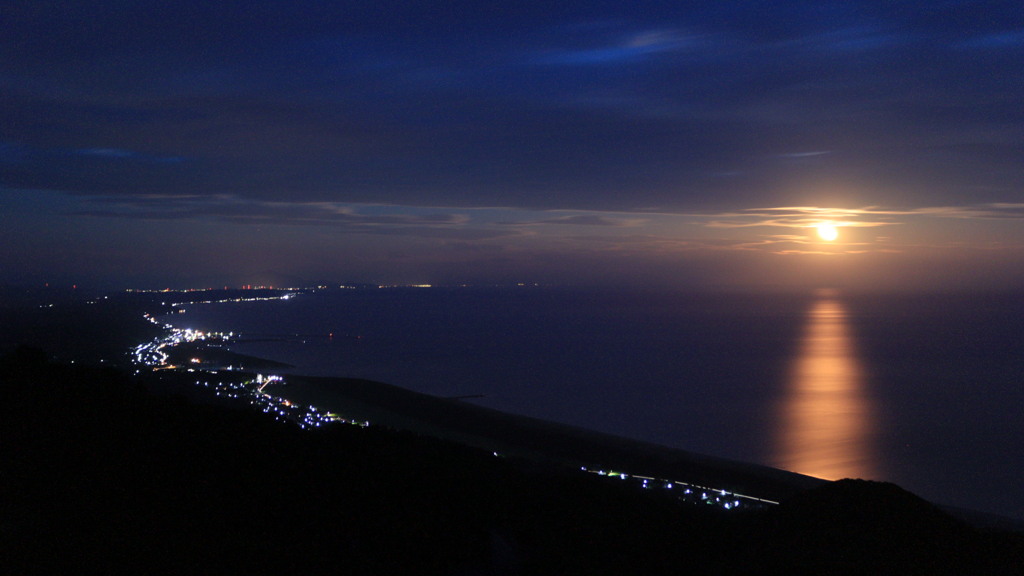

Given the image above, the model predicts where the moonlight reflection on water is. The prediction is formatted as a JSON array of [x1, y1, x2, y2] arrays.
[[775, 292, 878, 481]]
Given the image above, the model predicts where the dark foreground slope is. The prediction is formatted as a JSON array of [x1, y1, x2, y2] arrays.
[[278, 374, 826, 503], [2, 351, 1022, 575]]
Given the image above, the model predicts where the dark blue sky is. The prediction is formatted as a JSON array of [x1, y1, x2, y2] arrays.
[[3, 1, 1023, 290]]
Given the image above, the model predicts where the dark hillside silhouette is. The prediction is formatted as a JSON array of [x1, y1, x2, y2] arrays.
[[2, 350, 1021, 574]]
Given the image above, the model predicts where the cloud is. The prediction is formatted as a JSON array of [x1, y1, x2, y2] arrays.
[[699, 204, 1024, 231], [955, 29, 1024, 50], [900, 204, 1024, 220], [703, 207, 896, 230], [774, 151, 832, 159], [535, 28, 700, 66], [780, 25, 901, 55], [501, 213, 648, 227], [78, 148, 134, 158], [359, 226, 517, 241], [73, 194, 479, 228]]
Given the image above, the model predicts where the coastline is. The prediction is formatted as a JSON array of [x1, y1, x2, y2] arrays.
[[16, 286, 1017, 526], [5, 287, 1022, 544], [271, 373, 827, 502], [252, 372, 1024, 530], [139, 295, 825, 503], [160, 287, 1024, 523], [8, 353, 1022, 574]]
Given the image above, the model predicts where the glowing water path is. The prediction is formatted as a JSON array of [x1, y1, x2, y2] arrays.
[[774, 292, 878, 481]]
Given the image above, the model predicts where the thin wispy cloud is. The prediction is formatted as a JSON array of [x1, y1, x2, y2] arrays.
[[2, 2, 1022, 291], [701, 204, 1024, 230], [775, 151, 833, 159], [501, 214, 648, 227], [955, 29, 1024, 50], [73, 195, 481, 232], [536, 28, 700, 66]]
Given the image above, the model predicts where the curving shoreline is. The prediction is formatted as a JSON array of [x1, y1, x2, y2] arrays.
[[136, 304, 823, 505], [273, 373, 827, 501], [139, 288, 1024, 527]]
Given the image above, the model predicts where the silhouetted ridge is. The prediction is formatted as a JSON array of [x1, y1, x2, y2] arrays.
[[756, 479, 1020, 575], [3, 351, 1022, 575], [779, 478, 961, 529]]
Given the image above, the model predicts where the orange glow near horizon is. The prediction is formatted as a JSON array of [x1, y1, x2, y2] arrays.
[[774, 293, 877, 480]]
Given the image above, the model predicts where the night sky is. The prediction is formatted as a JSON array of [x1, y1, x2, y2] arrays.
[[3, 2, 1023, 290]]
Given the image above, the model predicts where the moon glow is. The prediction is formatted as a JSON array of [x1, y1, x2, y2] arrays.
[[817, 222, 839, 242]]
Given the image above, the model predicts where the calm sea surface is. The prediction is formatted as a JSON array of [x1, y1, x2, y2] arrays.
[[172, 287, 1024, 520]]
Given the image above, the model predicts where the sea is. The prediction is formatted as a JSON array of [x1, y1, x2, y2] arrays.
[[169, 286, 1024, 521]]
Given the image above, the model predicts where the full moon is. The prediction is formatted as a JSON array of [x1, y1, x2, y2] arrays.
[[817, 222, 839, 241]]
